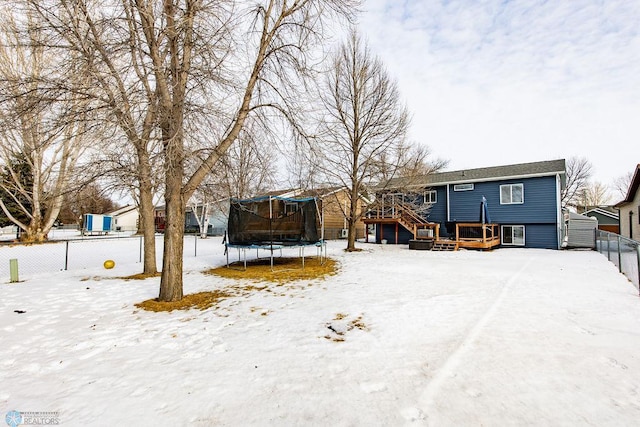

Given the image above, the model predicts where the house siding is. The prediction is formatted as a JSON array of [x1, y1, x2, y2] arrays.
[[379, 223, 414, 244], [423, 176, 560, 249], [445, 176, 558, 223], [618, 191, 640, 241], [510, 224, 558, 249]]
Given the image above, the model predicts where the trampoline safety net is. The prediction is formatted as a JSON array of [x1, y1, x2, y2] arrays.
[[228, 196, 321, 246]]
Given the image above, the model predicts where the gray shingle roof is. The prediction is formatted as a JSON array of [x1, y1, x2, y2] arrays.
[[383, 159, 566, 189]]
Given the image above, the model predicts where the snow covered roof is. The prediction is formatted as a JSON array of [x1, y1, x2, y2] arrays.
[[582, 207, 619, 220], [106, 205, 138, 217]]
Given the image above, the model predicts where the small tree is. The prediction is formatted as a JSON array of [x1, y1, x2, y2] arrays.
[[313, 30, 411, 251], [561, 156, 593, 209], [579, 181, 611, 208], [612, 172, 633, 201]]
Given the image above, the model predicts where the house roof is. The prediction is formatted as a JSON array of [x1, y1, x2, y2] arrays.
[[615, 164, 640, 207], [381, 159, 566, 190], [582, 207, 619, 220], [262, 188, 301, 198], [107, 205, 138, 217], [293, 186, 373, 204]]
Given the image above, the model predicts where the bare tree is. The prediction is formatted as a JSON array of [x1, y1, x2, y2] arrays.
[[312, 30, 412, 251], [22, 0, 357, 301], [578, 181, 611, 208], [23, 0, 172, 274], [561, 156, 593, 209], [0, 9, 89, 242], [612, 172, 633, 201]]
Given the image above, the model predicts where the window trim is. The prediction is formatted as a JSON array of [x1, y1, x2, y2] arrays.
[[501, 225, 525, 246], [284, 201, 298, 214], [424, 190, 437, 204], [500, 183, 524, 205], [453, 183, 474, 192]]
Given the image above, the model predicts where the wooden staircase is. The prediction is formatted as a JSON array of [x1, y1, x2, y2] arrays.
[[431, 241, 458, 251], [363, 200, 440, 242], [396, 203, 431, 237]]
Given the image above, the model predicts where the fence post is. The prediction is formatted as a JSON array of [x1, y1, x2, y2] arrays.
[[617, 235, 622, 273], [9, 258, 19, 283], [194, 234, 197, 257], [607, 233, 611, 261], [64, 241, 69, 271], [139, 235, 143, 263]]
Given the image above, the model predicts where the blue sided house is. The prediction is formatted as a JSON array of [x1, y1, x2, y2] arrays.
[[364, 159, 566, 250]]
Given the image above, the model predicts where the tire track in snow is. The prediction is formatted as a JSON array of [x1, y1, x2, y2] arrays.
[[415, 256, 536, 422]]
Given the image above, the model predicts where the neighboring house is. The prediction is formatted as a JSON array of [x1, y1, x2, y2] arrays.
[[154, 201, 229, 236], [366, 159, 566, 249], [298, 187, 370, 240], [231, 187, 369, 240], [614, 164, 640, 240], [107, 205, 139, 232], [578, 206, 620, 234], [186, 203, 227, 236]]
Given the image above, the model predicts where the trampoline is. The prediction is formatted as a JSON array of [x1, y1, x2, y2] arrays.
[[224, 195, 326, 270]]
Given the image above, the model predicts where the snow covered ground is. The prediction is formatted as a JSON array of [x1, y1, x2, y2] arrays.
[[2, 240, 640, 426]]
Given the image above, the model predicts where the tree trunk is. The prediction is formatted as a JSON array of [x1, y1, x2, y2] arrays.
[[20, 223, 47, 243], [159, 186, 184, 301], [346, 187, 359, 251], [158, 116, 185, 301], [137, 147, 157, 274]]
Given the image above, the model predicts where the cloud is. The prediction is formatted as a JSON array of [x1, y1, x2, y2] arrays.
[[358, 0, 640, 185]]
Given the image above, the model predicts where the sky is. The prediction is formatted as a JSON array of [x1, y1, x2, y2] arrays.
[[357, 0, 640, 196]]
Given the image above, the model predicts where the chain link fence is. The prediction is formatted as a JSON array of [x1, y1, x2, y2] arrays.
[[595, 230, 640, 293], [0, 233, 213, 283]]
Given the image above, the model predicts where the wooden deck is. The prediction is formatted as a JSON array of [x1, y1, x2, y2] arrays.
[[452, 223, 500, 250], [365, 201, 500, 250]]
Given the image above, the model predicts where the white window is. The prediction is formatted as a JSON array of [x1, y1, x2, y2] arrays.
[[284, 202, 298, 214], [424, 190, 437, 204], [453, 183, 474, 191], [500, 184, 524, 204], [502, 225, 525, 246]]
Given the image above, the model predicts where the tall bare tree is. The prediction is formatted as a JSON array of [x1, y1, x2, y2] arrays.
[[578, 181, 611, 208], [313, 30, 412, 251], [25, 0, 356, 301], [23, 0, 174, 273], [612, 172, 633, 201], [561, 156, 593, 209], [0, 9, 89, 242]]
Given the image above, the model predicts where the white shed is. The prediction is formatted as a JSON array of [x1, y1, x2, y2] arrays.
[[107, 205, 139, 233], [563, 212, 597, 249]]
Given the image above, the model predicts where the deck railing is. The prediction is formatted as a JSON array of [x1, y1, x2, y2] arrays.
[[365, 201, 439, 240], [456, 223, 500, 246]]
